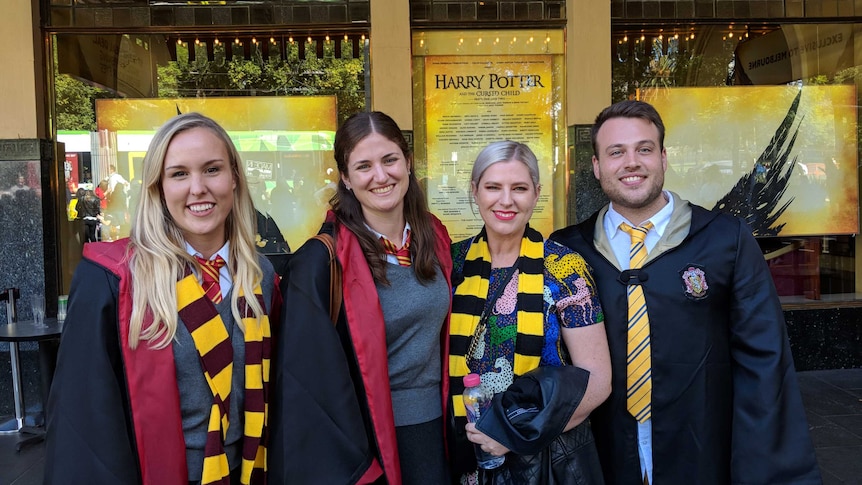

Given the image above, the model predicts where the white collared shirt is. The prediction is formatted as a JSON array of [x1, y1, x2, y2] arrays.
[[602, 190, 674, 484], [107, 172, 128, 193], [185, 241, 232, 298], [365, 222, 412, 266]]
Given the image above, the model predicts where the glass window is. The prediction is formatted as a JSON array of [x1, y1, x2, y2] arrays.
[[52, 31, 369, 289], [611, 23, 861, 305]]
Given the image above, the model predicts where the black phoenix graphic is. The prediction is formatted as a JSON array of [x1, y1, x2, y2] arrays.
[[712, 89, 803, 236]]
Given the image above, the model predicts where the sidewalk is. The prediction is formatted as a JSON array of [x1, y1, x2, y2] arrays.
[[1, 368, 860, 484], [798, 368, 862, 484]]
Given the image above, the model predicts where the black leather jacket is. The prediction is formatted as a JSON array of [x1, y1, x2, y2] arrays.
[[475, 366, 604, 485]]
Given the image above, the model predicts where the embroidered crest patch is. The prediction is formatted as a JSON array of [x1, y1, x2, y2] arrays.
[[681, 265, 709, 300]]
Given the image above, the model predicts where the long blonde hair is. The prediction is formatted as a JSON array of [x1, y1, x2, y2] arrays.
[[127, 112, 264, 349]]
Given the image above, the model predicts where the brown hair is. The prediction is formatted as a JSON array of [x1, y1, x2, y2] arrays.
[[330, 111, 440, 285], [591, 100, 666, 156]]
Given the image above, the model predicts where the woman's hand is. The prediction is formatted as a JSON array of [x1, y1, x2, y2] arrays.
[[465, 423, 510, 456]]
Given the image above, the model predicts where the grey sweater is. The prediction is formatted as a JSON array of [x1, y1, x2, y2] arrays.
[[376, 264, 449, 427]]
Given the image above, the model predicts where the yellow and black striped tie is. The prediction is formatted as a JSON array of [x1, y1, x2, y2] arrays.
[[620, 222, 653, 423]]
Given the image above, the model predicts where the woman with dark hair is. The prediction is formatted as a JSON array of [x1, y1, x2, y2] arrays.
[[271, 111, 452, 484], [76, 188, 102, 243], [46, 113, 281, 485]]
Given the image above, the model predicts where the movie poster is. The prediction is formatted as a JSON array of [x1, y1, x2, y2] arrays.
[[94, 96, 338, 250], [643, 85, 858, 236], [423, 55, 555, 240]]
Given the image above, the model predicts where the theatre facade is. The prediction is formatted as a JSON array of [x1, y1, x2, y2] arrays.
[[0, 0, 860, 413]]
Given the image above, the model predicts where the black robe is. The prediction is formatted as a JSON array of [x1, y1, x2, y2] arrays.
[[45, 257, 142, 483], [45, 241, 279, 485], [550, 196, 820, 485], [268, 231, 377, 483], [269, 215, 453, 484]]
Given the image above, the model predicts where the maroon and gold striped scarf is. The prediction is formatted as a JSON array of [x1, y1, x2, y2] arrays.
[[177, 269, 270, 485]]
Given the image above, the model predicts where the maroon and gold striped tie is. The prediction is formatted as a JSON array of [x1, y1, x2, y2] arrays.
[[381, 230, 411, 267], [196, 255, 226, 303]]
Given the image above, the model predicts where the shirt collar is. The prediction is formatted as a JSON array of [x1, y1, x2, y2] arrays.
[[185, 240, 231, 263], [365, 222, 412, 247], [606, 190, 674, 239]]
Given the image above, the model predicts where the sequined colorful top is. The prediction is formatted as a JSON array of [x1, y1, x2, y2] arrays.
[[451, 238, 604, 394]]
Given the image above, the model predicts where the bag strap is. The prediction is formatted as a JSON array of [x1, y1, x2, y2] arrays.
[[311, 232, 341, 325]]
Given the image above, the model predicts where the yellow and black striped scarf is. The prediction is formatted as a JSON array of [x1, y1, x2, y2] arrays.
[[449, 225, 545, 419], [177, 270, 270, 485]]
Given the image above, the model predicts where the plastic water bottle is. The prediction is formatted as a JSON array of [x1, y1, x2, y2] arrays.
[[463, 373, 505, 469]]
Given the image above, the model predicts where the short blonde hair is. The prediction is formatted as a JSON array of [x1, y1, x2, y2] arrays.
[[471, 140, 540, 188]]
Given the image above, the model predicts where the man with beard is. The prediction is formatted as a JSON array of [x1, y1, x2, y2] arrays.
[[550, 100, 820, 485]]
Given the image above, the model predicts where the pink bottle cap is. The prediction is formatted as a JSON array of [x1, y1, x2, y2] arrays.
[[463, 373, 481, 387]]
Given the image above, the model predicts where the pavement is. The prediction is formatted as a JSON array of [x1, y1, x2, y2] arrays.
[[798, 368, 862, 484], [0, 368, 860, 484]]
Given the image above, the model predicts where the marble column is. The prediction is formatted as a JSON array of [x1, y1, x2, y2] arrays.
[[0, 138, 58, 417], [568, 124, 607, 225]]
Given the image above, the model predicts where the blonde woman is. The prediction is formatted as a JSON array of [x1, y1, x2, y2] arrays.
[[448, 141, 610, 484], [46, 113, 280, 485]]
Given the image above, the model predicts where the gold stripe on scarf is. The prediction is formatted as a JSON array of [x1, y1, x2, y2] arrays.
[[449, 226, 546, 418], [239, 292, 269, 485], [177, 269, 270, 485]]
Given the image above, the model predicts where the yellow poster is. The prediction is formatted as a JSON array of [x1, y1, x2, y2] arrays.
[[96, 96, 336, 132], [93, 96, 338, 250], [424, 55, 554, 241], [644, 85, 858, 236]]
